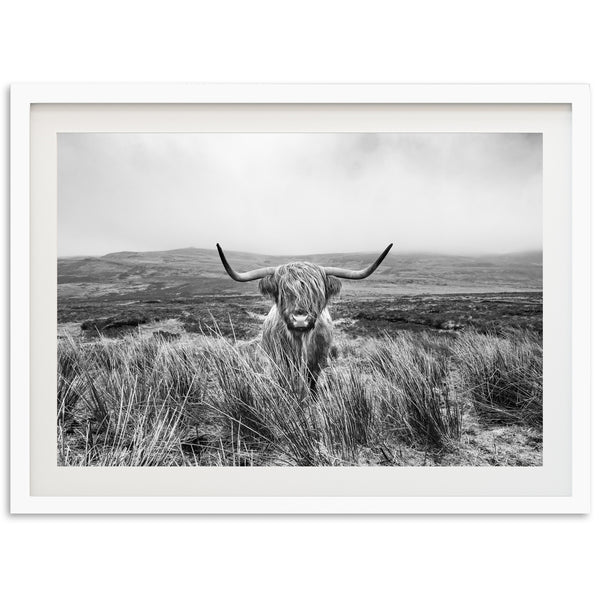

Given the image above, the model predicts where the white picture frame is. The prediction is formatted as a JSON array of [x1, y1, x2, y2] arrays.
[[10, 83, 591, 514]]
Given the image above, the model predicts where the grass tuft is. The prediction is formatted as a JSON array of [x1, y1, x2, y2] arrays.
[[366, 334, 462, 447], [453, 330, 542, 427]]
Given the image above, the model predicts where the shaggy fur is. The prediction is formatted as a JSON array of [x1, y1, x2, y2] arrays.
[[259, 263, 341, 391]]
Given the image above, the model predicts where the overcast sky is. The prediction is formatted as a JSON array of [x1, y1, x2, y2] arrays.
[[58, 132, 542, 257]]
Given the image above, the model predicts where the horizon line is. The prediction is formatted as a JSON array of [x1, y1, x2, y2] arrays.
[[57, 245, 544, 260]]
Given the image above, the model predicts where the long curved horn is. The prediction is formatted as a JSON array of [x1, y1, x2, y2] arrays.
[[323, 243, 393, 280], [216, 243, 276, 282]]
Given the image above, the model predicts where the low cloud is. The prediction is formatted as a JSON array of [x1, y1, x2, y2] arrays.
[[58, 133, 542, 257]]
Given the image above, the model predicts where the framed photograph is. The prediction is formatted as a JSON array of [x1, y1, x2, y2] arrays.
[[10, 84, 590, 513]]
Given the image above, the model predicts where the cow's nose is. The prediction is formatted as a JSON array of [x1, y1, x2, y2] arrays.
[[291, 313, 310, 327]]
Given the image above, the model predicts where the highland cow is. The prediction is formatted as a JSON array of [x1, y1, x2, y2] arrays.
[[216, 243, 393, 392]]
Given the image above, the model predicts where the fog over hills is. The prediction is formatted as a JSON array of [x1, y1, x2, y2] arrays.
[[59, 133, 542, 257], [58, 246, 542, 300]]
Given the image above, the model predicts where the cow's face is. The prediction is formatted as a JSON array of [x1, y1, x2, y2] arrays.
[[259, 263, 341, 333]]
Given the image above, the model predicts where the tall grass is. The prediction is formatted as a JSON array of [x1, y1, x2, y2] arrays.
[[57, 340, 84, 429], [57, 335, 210, 466], [365, 334, 462, 447], [208, 343, 330, 465], [454, 330, 542, 427], [320, 369, 375, 447], [57, 327, 542, 466]]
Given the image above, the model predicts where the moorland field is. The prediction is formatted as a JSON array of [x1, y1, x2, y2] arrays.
[[57, 248, 542, 467]]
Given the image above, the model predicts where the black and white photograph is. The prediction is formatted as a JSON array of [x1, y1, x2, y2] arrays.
[[57, 132, 543, 467]]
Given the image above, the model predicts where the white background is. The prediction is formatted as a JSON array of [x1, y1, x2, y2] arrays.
[[1, 2, 596, 599]]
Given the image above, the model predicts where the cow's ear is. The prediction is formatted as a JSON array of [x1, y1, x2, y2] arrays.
[[325, 275, 342, 299], [259, 274, 278, 299]]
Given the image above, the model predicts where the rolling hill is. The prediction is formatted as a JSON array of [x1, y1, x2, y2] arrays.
[[58, 246, 542, 301]]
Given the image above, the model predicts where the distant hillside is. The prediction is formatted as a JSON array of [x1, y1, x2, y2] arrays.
[[58, 246, 543, 300]]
